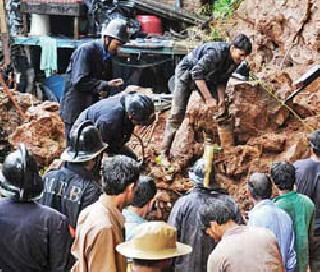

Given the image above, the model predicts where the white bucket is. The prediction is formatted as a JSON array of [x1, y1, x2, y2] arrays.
[[29, 14, 50, 36]]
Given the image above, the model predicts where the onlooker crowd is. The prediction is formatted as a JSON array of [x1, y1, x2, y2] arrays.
[[2, 130, 320, 272]]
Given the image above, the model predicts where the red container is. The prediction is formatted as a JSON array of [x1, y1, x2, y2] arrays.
[[136, 15, 163, 35]]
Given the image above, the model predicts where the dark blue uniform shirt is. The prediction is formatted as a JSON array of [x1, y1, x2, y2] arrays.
[[39, 163, 102, 228], [60, 41, 112, 124], [74, 95, 134, 153], [0, 199, 71, 272]]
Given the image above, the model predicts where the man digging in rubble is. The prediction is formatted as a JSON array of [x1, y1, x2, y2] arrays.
[[161, 34, 252, 160], [168, 158, 242, 272], [60, 19, 129, 145], [71, 92, 155, 160]]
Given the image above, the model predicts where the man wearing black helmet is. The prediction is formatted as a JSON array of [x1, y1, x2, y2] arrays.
[[168, 158, 241, 272], [71, 92, 155, 160], [39, 121, 107, 236], [294, 129, 320, 271], [60, 18, 130, 144], [0, 144, 71, 272]]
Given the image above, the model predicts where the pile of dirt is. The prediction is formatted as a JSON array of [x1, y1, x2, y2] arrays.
[[0, 89, 65, 166], [9, 102, 65, 167], [230, 0, 320, 70], [0, 90, 39, 162]]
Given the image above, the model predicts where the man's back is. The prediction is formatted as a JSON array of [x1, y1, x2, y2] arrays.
[[0, 199, 71, 272], [40, 163, 102, 228], [294, 158, 320, 234], [181, 42, 237, 85], [274, 191, 314, 272], [74, 96, 134, 151], [207, 226, 284, 272], [248, 200, 295, 271], [168, 187, 241, 272]]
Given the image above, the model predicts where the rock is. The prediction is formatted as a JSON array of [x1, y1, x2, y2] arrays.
[[292, 78, 320, 117], [170, 91, 218, 169], [247, 133, 286, 153], [9, 102, 65, 167], [219, 145, 262, 178], [231, 0, 320, 69], [0, 90, 39, 161], [228, 80, 290, 143]]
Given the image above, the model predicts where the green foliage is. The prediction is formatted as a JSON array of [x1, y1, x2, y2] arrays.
[[213, 0, 233, 18], [199, 0, 243, 18], [211, 28, 223, 41]]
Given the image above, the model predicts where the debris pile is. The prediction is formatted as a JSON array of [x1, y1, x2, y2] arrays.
[[1, 0, 319, 217], [129, 75, 319, 214], [230, 0, 320, 70], [0, 90, 38, 162], [9, 102, 65, 167]]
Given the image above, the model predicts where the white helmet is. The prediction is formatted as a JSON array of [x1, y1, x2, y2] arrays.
[[101, 19, 129, 43]]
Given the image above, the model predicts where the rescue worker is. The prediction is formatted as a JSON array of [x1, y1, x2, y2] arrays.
[[168, 158, 242, 272], [161, 34, 252, 159], [39, 121, 107, 235], [60, 18, 130, 144], [71, 92, 155, 160], [0, 144, 71, 271]]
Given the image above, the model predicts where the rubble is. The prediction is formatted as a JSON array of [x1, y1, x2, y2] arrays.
[[230, 0, 320, 70], [9, 102, 65, 167], [0, 90, 38, 162], [129, 76, 319, 215], [1, 0, 319, 219]]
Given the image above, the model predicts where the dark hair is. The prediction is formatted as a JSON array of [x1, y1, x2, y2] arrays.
[[310, 130, 320, 157], [132, 176, 157, 208], [232, 34, 252, 55], [270, 162, 295, 191], [248, 172, 272, 200], [199, 199, 234, 229], [133, 259, 173, 271], [102, 155, 140, 195]]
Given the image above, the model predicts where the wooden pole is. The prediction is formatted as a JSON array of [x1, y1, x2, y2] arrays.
[[0, 0, 10, 66]]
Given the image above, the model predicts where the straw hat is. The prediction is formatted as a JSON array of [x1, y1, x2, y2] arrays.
[[116, 222, 192, 260]]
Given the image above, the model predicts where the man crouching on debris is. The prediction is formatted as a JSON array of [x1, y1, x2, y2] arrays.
[[168, 158, 242, 272], [161, 34, 252, 159], [71, 93, 155, 160]]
